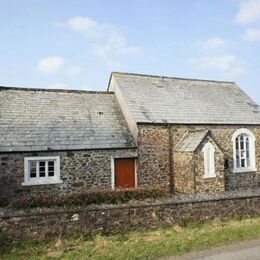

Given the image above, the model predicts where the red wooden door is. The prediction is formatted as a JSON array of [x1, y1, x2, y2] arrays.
[[115, 158, 135, 189]]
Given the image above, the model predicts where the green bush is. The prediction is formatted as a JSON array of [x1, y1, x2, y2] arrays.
[[9, 188, 168, 209]]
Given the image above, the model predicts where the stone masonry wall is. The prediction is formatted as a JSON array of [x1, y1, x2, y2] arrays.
[[172, 125, 260, 191], [227, 171, 260, 190], [174, 152, 195, 193], [1, 194, 260, 242], [0, 149, 137, 203], [174, 139, 225, 194], [137, 124, 260, 193], [137, 125, 170, 189]]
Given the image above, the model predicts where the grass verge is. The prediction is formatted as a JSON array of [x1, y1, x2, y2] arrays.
[[1, 216, 260, 259]]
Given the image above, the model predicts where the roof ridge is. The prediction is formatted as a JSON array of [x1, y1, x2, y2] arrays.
[[0, 86, 113, 94], [111, 71, 236, 84]]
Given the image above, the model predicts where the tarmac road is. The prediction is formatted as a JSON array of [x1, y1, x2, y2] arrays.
[[164, 238, 260, 260]]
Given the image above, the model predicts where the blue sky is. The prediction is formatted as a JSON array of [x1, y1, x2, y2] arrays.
[[1, 0, 260, 103]]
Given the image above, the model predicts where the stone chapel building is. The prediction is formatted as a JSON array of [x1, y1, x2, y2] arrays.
[[1, 72, 260, 201]]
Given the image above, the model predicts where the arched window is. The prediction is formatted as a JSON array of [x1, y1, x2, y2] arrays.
[[232, 129, 256, 172], [202, 142, 216, 178]]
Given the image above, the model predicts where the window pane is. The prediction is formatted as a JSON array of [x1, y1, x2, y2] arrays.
[[236, 160, 239, 168], [247, 157, 251, 168], [245, 136, 250, 168], [48, 161, 55, 177], [39, 161, 45, 177], [240, 140, 244, 150], [246, 149, 250, 158], [241, 159, 245, 167], [236, 140, 239, 150], [30, 161, 36, 178], [48, 161, 54, 167]]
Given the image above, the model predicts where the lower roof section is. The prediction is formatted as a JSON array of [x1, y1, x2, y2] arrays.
[[0, 87, 135, 152]]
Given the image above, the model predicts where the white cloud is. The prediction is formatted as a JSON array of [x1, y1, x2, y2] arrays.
[[226, 67, 247, 78], [243, 27, 260, 41], [189, 55, 236, 71], [65, 16, 102, 38], [93, 31, 143, 67], [37, 56, 64, 74], [37, 56, 82, 77], [103, 31, 143, 55], [67, 65, 81, 76], [236, 0, 260, 24], [194, 37, 229, 51], [93, 45, 122, 67], [59, 16, 143, 67], [189, 55, 246, 78]]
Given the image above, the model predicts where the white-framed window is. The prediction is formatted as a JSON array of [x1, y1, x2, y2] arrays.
[[232, 129, 256, 173], [202, 142, 216, 178], [22, 156, 62, 186]]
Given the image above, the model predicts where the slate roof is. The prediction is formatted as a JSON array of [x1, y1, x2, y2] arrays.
[[175, 130, 210, 152], [110, 72, 260, 125], [0, 87, 134, 152]]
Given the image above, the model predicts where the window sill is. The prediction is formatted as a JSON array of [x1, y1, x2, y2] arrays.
[[232, 168, 257, 173], [22, 180, 63, 186], [203, 175, 216, 179]]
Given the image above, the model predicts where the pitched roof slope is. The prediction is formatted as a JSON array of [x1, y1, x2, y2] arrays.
[[110, 72, 260, 124], [0, 87, 134, 152], [175, 130, 209, 152]]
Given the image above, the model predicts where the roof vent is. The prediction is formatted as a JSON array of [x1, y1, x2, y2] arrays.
[[98, 112, 104, 115]]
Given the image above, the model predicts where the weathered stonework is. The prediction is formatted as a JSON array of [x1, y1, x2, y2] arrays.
[[0, 149, 137, 202], [136, 124, 260, 193], [226, 171, 259, 190], [137, 125, 170, 189], [174, 152, 194, 193], [172, 125, 260, 191], [1, 192, 260, 242], [174, 137, 225, 193]]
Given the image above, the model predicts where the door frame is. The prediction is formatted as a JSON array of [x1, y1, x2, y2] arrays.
[[111, 156, 137, 190]]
